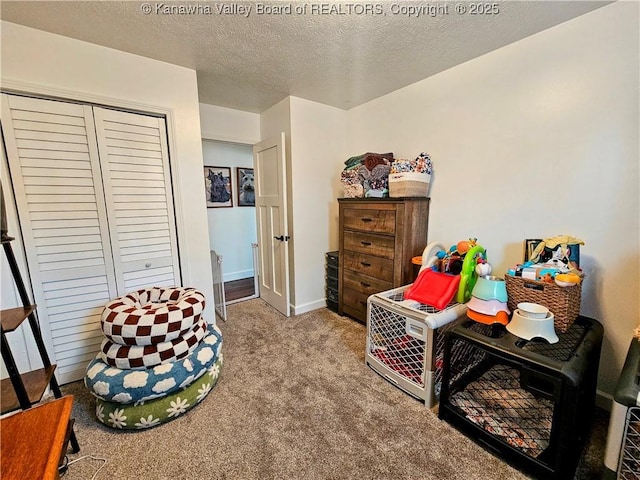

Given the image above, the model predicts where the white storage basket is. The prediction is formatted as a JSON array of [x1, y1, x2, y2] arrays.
[[366, 285, 467, 408], [388, 172, 431, 198]]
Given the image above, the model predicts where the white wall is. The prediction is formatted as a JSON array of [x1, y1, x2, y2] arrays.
[[289, 97, 347, 313], [1, 22, 214, 371], [199, 103, 260, 144], [260, 97, 348, 314], [203, 140, 257, 281], [347, 2, 639, 396]]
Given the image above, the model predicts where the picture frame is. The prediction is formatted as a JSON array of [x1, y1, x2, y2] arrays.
[[204, 166, 232, 208], [236, 167, 255, 207]]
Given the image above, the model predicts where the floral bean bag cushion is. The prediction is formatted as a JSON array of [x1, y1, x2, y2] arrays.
[[101, 287, 206, 346], [95, 357, 222, 430], [99, 317, 208, 370], [85, 323, 222, 404]]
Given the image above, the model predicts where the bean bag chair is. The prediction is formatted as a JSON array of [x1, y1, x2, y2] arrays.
[[101, 287, 206, 346], [99, 317, 207, 370], [85, 324, 222, 404], [95, 357, 222, 430]]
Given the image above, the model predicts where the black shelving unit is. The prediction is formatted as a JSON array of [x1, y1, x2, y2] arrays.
[[1, 235, 80, 453], [326, 251, 338, 312]]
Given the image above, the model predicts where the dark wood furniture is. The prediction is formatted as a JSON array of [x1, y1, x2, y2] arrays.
[[0, 395, 74, 480], [338, 197, 430, 323], [0, 236, 79, 452]]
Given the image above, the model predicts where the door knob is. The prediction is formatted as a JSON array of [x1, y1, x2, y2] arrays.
[[273, 235, 290, 242]]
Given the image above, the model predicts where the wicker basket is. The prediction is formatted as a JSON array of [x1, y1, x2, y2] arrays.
[[505, 274, 581, 333]]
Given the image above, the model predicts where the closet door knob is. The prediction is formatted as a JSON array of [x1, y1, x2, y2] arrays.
[[145, 262, 151, 268]]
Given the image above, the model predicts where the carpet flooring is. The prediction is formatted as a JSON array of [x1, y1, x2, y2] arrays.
[[61, 299, 608, 479]]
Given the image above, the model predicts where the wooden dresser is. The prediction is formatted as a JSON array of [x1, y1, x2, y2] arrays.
[[338, 197, 430, 323]]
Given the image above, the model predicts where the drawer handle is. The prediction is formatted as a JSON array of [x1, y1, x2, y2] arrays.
[[360, 281, 371, 288], [360, 262, 371, 267], [361, 218, 373, 223], [361, 241, 372, 246]]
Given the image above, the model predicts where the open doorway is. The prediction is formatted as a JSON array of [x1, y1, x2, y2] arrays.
[[203, 140, 258, 310]]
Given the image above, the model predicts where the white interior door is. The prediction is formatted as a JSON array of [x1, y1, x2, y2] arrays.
[[253, 133, 290, 317]]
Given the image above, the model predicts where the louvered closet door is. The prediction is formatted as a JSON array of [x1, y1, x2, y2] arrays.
[[93, 108, 180, 293], [1, 94, 119, 383]]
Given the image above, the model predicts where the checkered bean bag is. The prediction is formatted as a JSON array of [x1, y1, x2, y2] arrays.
[[95, 356, 222, 430], [99, 317, 208, 370], [85, 323, 222, 404], [101, 287, 205, 346]]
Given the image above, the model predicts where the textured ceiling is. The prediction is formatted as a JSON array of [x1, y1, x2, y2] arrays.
[[0, 1, 609, 113]]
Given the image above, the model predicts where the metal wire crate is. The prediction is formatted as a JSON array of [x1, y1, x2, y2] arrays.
[[365, 285, 467, 408], [604, 339, 640, 479], [619, 407, 640, 479]]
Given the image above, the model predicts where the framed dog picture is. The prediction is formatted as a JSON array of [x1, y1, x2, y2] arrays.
[[204, 166, 232, 208], [236, 167, 255, 207]]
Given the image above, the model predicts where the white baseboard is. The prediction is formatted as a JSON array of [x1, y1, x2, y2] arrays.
[[223, 269, 254, 283], [293, 299, 327, 315]]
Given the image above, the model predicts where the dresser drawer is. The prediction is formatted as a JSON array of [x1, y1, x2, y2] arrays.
[[343, 269, 392, 295], [342, 251, 394, 283], [343, 231, 395, 259], [343, 208, 396, 234], [342, 287, 370, 322]]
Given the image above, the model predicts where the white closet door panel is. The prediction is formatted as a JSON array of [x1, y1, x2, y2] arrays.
[[121, 253, 174, 270], [118, 229, 170, 241], [55, 338, 103, 361], [20, 155, 91, 166], [37, 242, 103, 256], [38, 248, 105, 265], [119, 236, 170, 249], [58, 337, 104, 365], [103, 128, 160, 143], [111, 179, 166, 189], [50, 316, 101, 332], [94, 107, 180, 294], [31, 209, 99, 222], [108, 161, 164, 173], [21, 167, 93, 179], [109, 171, 165, 181], [35, 234, 102, 247], [116, 208, 169, 219], [44, 282, 109, 300], [27, 194, 97, 204], [39, 265, 112, 284], [57, 351, 99, 369], [15, 139, 90, 153], [124, 267, 176, 291], [106, 137, 161, 152], [106, 147, 162, 159], [52, 329, 103, 348], [32, 226, 101, 238], [120, 249, 172, 264], [11, 119, 87, 135], [31, 218, 99, 229], [116, 215, 168, 226], [14, 130, 88, 145], [124, 265, 174, 281], [2, 94, 118, 384]]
